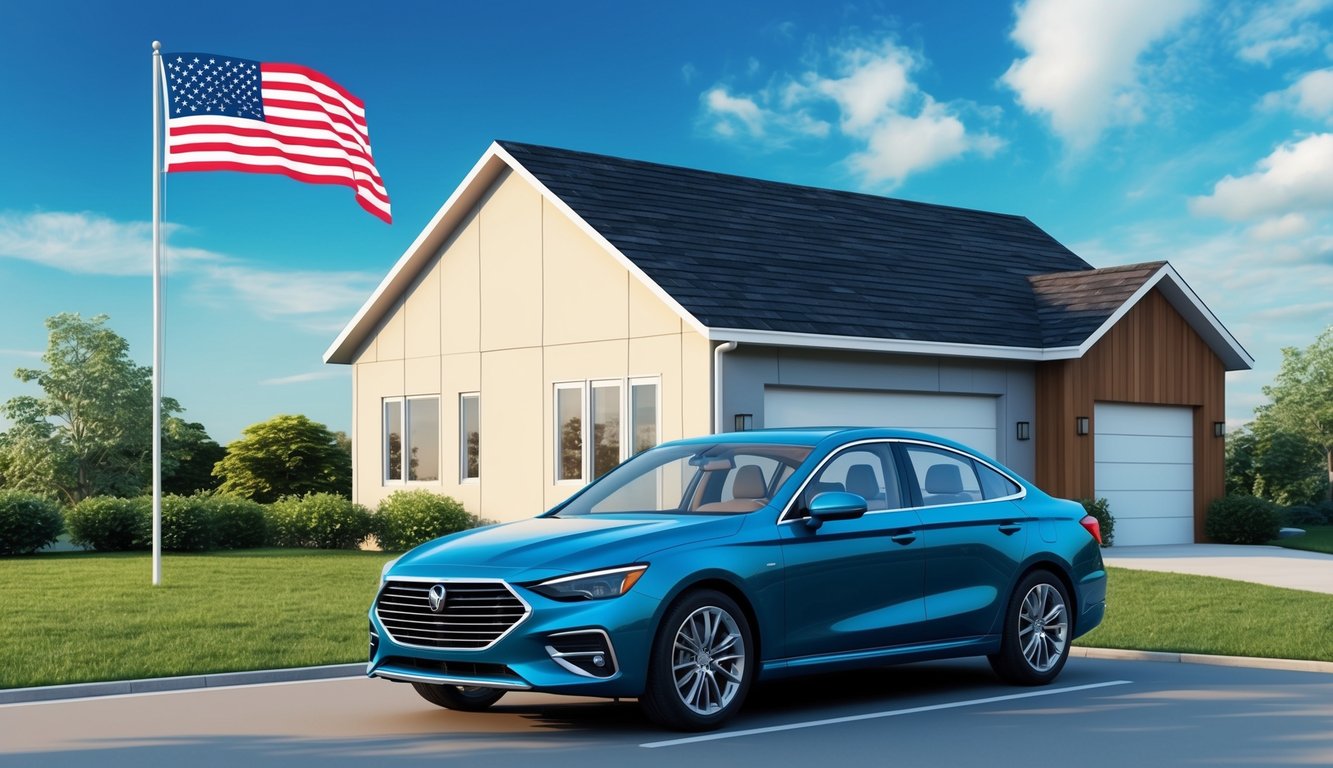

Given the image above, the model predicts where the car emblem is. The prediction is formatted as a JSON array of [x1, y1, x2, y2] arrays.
[[427, 584, 448, 613]]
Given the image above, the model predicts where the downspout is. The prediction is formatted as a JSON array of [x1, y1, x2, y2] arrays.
[[713, 341, 738, 434]]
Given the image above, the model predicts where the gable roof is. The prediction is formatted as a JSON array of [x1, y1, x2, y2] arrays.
[[325, 141, 1252, 371]]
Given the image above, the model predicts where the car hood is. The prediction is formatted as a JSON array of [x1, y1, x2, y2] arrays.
[[389, 514, 745, 582]]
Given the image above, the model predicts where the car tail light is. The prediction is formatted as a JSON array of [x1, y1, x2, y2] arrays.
[[1079, 515, 1102, 546]]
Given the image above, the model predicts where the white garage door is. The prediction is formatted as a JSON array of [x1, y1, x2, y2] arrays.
[[1094, 403, 1194, 546], [764, 387, 999, 458]]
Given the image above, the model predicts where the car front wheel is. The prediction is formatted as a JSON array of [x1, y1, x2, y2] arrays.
[[989, 570, 1071, 685], [641, 589, 754, 731], [411, 682, 506, 711]]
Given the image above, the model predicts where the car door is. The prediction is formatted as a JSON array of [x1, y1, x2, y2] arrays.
[[779, 442, 926, 659], [896, 441, 1030, 641]]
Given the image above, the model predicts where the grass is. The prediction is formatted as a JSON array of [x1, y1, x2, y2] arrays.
[[0, 549, 390, 690], [1076, 566, 1333, 662], [1272, 525, 1333, 556], [4, 553, 1332, 690]]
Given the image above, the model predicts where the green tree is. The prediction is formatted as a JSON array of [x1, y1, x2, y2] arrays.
[[213, 414, 351, 503], [1260, 326, 1333, 503], [0, 313, 180, 503], [162, 418, 226, 496]]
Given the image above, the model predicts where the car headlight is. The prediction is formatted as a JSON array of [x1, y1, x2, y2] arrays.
[[379, 556, 400, 583], [529, 565, 648, 601]]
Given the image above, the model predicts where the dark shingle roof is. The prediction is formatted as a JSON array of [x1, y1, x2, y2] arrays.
[[500, 141, 1094, 348], [1029, 262, 1165, 347]]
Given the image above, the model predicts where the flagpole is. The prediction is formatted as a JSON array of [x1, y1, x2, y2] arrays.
[[151, 40, 163, 586]]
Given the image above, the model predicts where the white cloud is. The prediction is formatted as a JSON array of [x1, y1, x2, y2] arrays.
[[0, 209, 376, 330], [700, 39, 999, 188], [259, 369, 347, 386], [1248, 212, 1313, 240], [1002, 0, 1203, 150], [1264, 67, 1333, 119], [1232, 0, 1332, 64], [1190, 133, 1333, 220]]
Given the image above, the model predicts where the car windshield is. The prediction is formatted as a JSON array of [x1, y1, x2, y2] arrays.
[[554, 442, 813, 516]]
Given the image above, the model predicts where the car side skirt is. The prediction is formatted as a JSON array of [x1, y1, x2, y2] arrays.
[[758, 635, 1000, 681]]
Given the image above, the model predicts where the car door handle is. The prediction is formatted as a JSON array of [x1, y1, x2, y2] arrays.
[[889, 531, 916, 545], [998, 523, 1022, 535]]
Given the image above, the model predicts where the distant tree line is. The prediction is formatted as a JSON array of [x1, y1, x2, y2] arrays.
[[0, 313, 350, 503]]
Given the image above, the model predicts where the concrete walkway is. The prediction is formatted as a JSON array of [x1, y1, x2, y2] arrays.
[[1103, 544, 1333, 595]]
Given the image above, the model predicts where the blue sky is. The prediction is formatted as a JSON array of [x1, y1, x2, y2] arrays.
[[2, 0, 1331, 443]]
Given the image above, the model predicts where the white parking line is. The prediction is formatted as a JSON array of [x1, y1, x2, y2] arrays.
[[640, 679, 1133, 748]]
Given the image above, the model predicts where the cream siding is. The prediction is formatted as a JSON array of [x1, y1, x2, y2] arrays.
[[352, 169, 707, 522]]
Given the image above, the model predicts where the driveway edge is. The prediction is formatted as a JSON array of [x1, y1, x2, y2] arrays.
[[1072, 646, 1333, 674], [0, 663, 364, 705]]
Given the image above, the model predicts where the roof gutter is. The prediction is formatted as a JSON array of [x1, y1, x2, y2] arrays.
[[713, 341, 738, 434]]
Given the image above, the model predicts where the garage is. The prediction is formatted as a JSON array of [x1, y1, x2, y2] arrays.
[[1094, 403, 1194, 546], [764, 387, 999, 458]]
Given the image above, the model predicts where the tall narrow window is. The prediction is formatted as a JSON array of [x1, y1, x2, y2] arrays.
[[407, 396, 440, 482], [384, 399, 403, 481], [460, 393, 480, 481], [629, 379, 658, 455], [556, 383, 585, 482], [591, 381, 622, 479]]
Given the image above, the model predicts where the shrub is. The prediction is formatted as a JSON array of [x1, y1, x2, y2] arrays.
[[65, 497, 150, 551], [0, 490, 64, 555], [1205, 495, 1282, 545], [1317, 500, 1333, 525], [205, 495, 269, 549], [1078, 497, 1115, 547], [160, 495, 215, 551], [1282, 505, 1325, 527], [266, 493, 370, 549], [374, 490, 475, 552]]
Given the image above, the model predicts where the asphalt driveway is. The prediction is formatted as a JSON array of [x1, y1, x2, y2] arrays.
[[3, 657, 1329, 767]]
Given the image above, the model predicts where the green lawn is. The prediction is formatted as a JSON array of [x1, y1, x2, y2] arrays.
[[0, 549, 390, 690], [1076, 566, 1333, 662], [1272, 525, 1333, 556], [4, 553, 1332, 691]]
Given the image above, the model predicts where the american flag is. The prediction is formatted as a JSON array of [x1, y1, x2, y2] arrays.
[[162, 52, 391, 224]]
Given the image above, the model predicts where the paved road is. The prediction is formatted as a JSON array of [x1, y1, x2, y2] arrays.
[[2, 658, 1329, 767]]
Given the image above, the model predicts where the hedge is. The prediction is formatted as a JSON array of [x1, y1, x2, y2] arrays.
[[266, 493, 371, 549], [0, 490, 64, 555], [373, 489, 476, 552], [1206, 495, 1282, 545]]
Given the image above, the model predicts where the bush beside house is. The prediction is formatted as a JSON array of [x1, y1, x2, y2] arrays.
[[0, 490, 64, 555], [1206, 495, 1282, 544], [373, 489, 477, 552]]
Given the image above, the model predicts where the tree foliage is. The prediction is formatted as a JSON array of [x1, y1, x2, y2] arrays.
[[0, 314, 182, 503], [1251, 326, 1333, 504], [213, 414, 351, 503]]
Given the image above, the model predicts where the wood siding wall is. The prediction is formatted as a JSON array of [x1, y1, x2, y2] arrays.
[[1035, 289, 1226, 542]]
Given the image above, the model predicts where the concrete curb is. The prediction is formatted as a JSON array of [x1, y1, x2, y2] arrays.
[[0, 663, 364, 706], [1072, 646, 1333, 674]]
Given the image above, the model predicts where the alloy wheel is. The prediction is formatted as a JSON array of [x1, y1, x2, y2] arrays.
[[671, 605, 746, 715], [1018, 582, 1068, 673]]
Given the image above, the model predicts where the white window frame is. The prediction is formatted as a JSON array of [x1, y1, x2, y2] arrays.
[[382, 394, 442, 486], [459, 392, 480, 484], [553, 376, 662, 486]]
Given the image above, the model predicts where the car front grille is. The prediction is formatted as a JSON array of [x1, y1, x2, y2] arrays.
[[375, 580, 528, 650]]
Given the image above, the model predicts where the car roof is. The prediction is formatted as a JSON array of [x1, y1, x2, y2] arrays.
[[666, 427, 978, 450]]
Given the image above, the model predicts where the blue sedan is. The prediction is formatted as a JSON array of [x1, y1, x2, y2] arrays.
[[370, 428, 1106, 730]]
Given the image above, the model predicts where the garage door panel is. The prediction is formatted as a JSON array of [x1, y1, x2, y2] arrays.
[[1095, 434, 1193, 465], [1095, 403, 1194, 437], [1094, 463, 1193, 493], [1097, 489, 1194, 519], [1109, 515, 1195, 547], [764, 388, 997, 457]]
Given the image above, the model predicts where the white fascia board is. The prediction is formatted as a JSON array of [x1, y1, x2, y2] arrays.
[[491, 143, 711, 340], [1073, 263, 1255, 371], [706, 326, 1083, 361], [323, 145, 510, 364]]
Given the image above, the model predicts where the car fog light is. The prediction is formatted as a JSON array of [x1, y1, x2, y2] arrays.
[[593, 654, 606, 668]]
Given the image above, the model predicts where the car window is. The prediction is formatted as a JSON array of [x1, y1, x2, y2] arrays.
[[902, 445, 983, 506], [977, 462, 1021, 499], [803, 444, 902, 512], [720, 456, 780, 502]]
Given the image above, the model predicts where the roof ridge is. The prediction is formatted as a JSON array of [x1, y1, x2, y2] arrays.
[[1029, 260, 1167, 282]]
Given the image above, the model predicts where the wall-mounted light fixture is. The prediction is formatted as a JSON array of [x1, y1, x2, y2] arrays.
[[1076, 416, 1089, 436], [1213, 421, 1226, 438], [734, 413, 753, 432], [1016, 421, 1031, 441]]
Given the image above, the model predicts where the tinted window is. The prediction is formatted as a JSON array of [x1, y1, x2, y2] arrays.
[[804, 444, 902, 511], [977, 462, 1021, 499], [903, 445, 983, 506]]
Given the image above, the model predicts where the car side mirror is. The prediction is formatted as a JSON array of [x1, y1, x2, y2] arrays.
[[806, 491, 868, 530]]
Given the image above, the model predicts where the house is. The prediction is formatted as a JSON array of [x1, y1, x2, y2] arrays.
[[325, 141, 1252, 546]]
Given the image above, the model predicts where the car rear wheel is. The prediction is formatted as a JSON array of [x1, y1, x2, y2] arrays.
[[411, 682, 506, 711], [641, 589, 754, 731], [988, 570, 1071, 686]]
